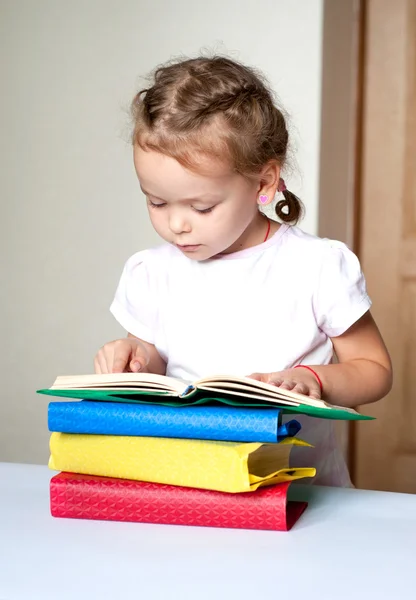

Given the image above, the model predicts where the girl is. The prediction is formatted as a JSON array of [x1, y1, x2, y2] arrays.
[[94, 56, 392, 487]]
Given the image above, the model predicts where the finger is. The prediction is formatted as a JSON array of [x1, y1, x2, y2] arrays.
[[96, 350, 110, 374], [309, 389, 322, 400], [267, 378, 283, 387], [130, 357, 146, 373], [111, 344, 132, 373], [292, 382, 309, 395], [278, 380, 297, 391], [94, 357, 102, 374], [135, 342, 150, 365], [247, 372, 269, 383]]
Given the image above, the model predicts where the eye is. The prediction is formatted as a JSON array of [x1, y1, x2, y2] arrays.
[[192, 206, 215, 214], [147, 198, 166, 208]]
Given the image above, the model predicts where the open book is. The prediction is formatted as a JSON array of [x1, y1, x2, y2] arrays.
[[37, 373, 373, 421]]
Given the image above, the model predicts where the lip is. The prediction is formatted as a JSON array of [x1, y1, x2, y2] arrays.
[[176, 244, 201, 252]]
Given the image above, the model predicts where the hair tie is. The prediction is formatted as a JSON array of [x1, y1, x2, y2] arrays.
[[278, 177, 287, 193]]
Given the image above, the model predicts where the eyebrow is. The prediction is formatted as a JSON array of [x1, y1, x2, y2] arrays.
[[140, 187, 164, 200], [140, 186, 220, 202]]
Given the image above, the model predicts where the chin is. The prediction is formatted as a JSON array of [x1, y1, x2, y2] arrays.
[[172, 244, 211, 261], [192, 250, 216, 262], [193, 248, 222, 262]]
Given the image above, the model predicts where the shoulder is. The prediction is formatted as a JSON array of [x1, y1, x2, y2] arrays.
[[112, 242, 183, 311], [122, 243, 184, 275], [282, 225, 347, 254], [282, 226, 360, 270]]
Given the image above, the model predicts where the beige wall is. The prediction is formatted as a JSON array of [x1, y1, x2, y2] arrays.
[[0, 0, 323, 464]]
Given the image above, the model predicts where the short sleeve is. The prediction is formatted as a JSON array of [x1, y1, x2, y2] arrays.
[[313, 241, 372, 337], [110, 250, 157, 344]]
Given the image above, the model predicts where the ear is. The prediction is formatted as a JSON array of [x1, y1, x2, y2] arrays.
[[256, 161, 281, 206]]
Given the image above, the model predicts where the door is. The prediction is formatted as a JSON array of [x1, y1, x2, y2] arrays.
[[354, 0, 416, 492]]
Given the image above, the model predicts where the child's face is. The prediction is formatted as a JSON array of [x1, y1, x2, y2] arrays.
[[134, 146, 261, 260]]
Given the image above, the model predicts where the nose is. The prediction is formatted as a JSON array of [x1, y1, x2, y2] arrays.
[[168, 209, 191, 234]]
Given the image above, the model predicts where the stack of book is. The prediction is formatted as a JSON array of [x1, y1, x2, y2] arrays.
[[39, 373, 371, 531]]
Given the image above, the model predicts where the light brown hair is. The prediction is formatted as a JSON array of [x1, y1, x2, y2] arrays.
[[131, 56, 303, 223]]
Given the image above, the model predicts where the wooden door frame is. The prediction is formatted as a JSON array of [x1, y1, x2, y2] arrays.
[[318, 0, 366, 482], [354, 0, 416, 492]]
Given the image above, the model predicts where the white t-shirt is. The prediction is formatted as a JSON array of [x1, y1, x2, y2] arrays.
[[110, 224, 372, 487]]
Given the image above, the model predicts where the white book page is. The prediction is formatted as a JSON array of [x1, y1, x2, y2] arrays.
[[51, 373, 189, 395], [195, 375, 328, 408]]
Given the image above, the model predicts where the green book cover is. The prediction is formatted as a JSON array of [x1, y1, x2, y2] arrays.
[[37, 387, 374, 421]]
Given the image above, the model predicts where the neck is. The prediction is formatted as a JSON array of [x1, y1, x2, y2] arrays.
[[223, 213, 277, 255]]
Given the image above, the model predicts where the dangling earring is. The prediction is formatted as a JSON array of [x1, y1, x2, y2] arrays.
[[259, 194, 268, 205]]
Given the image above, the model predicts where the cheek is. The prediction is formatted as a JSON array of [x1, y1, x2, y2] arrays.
[[205, 207, 251, 245], [219, 200, 257, 230], [148, 209, 167, 235]]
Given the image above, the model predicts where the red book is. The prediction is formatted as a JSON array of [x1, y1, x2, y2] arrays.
[[50, 472, 307, 531]]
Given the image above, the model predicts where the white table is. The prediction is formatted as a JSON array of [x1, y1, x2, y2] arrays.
[[0, 462, 415, 600]]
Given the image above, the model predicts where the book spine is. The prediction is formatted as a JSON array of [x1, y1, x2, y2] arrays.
[[180, 384, 196, 398], [50, 473, 307, 531]]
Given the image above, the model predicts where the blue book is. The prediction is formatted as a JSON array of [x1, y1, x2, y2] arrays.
[[48, 401, 301, 443]]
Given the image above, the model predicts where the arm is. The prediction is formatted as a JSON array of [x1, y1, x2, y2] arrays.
[[309, 312, 392, 407], [249, 312, 393, 408]]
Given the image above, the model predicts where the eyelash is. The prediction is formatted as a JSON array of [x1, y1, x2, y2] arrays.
[[194, 206, 214, 214], [147, 200, 166, 209], [147, 199, 214, 214]]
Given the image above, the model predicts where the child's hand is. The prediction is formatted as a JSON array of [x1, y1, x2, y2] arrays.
[[94, 338, 150, 374], [248, 368, 322, 399]]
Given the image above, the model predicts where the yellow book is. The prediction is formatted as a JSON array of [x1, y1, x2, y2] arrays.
[[49, 433, 315, 493]]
